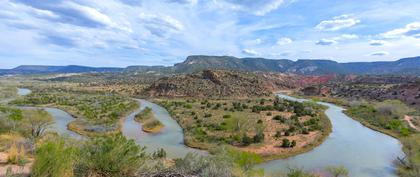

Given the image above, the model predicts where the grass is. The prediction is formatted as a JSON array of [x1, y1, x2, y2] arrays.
[[134, 107, 164, 133]]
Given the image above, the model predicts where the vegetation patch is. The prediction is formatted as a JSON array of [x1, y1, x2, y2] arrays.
[[11, 88, 139, 135], [134, 107, 164, 133], [155, 96, 331, 161]]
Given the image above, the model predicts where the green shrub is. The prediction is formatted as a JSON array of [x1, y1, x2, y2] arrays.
[[75, 134, 146, 177], [32, 138, 77, 177]]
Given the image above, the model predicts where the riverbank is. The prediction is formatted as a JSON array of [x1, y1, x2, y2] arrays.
[[293, 93, 419, 176]]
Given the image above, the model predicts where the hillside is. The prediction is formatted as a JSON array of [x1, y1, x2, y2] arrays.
[[173, 55, 420, 75], [145, 70, 333, 98], [301, 75, 420, 108]]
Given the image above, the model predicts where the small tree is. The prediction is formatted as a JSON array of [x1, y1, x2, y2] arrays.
[[7, 109, 23, 131], [22, 109, 54, 139], [281, 138, 291, 148]]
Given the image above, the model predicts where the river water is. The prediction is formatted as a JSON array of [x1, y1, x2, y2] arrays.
[[16, 88, 404, 177]]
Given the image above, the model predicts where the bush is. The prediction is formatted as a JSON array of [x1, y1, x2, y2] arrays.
[[32, 138, 77, 177], [76, 134, 146, 177], [152, 148, 167, 159], [223, 114, 231, 119], [253, 132, 264, 143], [242, 134, 252, 146], [281, 138, 291, 148]]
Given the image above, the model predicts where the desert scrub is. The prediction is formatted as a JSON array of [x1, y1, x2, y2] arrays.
[[345, 99, 414, 137], [11, 88, 138, 125], [134, 107, 164, 133], [154, 96, 330, 160]]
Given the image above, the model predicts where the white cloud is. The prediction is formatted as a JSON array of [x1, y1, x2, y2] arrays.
[[214, 0, 287, 16], [276, 37, 292, 45], [338, 34, 359, 40], [369, 40, 387, 46], [370, 51, 389, 56], [382, 22, 420, 38], [316, 15, 360, 31], [166, 0, 198, 5], [242, 49, 259, 56], [315, 38, 337, 45], [65, 2, 114, 27], [138, 12, 184, 37]]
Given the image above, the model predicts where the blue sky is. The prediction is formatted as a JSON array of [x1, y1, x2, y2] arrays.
[[0, 0, 419, 68]]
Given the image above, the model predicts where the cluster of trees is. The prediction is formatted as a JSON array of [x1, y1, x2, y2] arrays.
[[12, 89, 138, 125], [0, 106, 54, 139]]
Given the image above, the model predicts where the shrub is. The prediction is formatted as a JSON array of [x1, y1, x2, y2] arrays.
[[241, 134, 252, 146], [253, 132, 264, 143], [291, 140, 297, 147], [32, 139, 77, 177], [223, 114, 231, 119], [76, 134, 146, 177], [281, 138, 291, 148], [152, 148, 167, 159]]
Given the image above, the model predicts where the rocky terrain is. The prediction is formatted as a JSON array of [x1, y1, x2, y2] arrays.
[[301, 75, 420, 108], [145, 70, 333, 98]]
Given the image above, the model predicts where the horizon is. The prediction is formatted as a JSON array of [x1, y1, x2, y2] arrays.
[[1, 54, 419, 69], [1, 0, 420, 68]]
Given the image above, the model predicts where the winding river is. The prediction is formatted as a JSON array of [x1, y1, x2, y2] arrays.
[[16, 88, 404, 177]]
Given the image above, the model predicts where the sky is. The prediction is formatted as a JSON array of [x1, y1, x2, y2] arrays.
[[0, 0, 420, 68]]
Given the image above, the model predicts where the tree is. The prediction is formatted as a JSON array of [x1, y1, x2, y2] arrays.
[[7, 109, 23, 131], [22, 109, 54, 139]]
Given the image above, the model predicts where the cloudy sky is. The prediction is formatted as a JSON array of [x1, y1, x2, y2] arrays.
[[0, 0, 419, 68]]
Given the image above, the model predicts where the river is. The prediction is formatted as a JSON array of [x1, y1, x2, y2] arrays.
[[16, 88, 404, 177]]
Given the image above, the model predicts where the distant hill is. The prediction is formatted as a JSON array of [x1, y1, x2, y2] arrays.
[[1, 55, 420, 76], [172, 55, 420, 75], [0, 65, 123, 75]]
